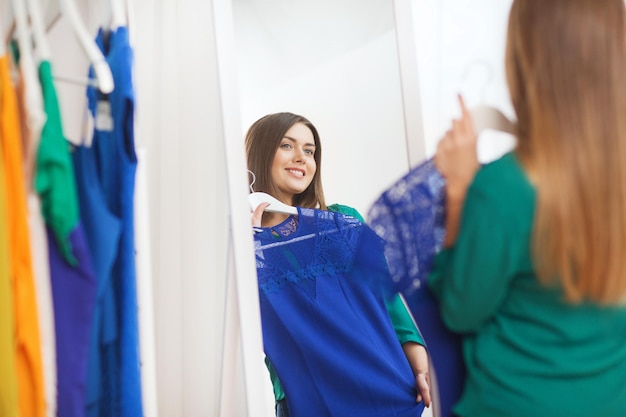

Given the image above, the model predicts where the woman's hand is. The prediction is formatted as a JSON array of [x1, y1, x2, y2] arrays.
[[435, 94, 480, 201], [415, 371, 431, 408], [435, 95, 480, 247], [402, 342, 432, 408], [251, 202, 270, 227]]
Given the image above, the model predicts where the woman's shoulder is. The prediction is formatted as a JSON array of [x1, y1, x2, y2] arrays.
[[473, 152, 534, 196], [469, 152, 536, 219], [327, 204, 365, 222]]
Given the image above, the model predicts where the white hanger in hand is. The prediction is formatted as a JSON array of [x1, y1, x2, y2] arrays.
[[249, 192, 298, 215], [470, 105, 517, 136]]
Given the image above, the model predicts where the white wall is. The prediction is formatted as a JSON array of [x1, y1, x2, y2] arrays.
[[413, 0, 516, 162], [132, 0, 235, 414]]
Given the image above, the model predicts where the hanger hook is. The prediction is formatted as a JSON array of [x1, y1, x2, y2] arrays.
[[461, 59, 494, 102], [247, 170, 256, 193]]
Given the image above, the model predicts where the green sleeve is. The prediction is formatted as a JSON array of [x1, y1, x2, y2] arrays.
[[327, 203, 365, 222], [428, 156, 530, 332], [265, 358, 285, 401], [385, 294, 425, 345]]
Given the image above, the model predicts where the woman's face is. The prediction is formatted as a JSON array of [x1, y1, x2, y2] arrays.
[[271, 122, 317, 205]]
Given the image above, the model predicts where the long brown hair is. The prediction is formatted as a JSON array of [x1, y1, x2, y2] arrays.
[[506, 0, 626, 304], [245, 112, 327, 209]]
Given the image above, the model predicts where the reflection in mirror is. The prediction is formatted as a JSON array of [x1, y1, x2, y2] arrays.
[[232, 1, 435, 416], [233, 0, 411, 216]]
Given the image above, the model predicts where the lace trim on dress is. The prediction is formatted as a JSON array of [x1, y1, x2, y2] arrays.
[[255, 208, 363, 295], [271, 216, 298, 237]]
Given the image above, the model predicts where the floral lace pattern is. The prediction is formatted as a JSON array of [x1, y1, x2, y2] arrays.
[[254, 208, 364, 296], [271, 216, 298, 237], [367, 158, 446, 300]]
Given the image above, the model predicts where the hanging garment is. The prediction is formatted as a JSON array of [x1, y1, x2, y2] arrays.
[[35, 61, 80, 264], [36, 59, 97, 417], [33, 60, 77, 417], [255, 207, 425, 417], [47, 226, 97, 417], [1, 49, 46, 417], [367, 158, 465, 417], [0, 54, 20, 417], [73, 134, 122, 417], [27, 194, 57, 417], [85, 26, 142, 417], [9, 41, 46, 192]]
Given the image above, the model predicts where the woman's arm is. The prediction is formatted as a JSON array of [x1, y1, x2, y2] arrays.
[[402, 341, 431, 407], [435, 95, 479, 247], [386, 295, 430, 407]]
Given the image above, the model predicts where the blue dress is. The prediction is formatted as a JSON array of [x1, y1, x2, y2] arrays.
[[72, 141, 122, 417], [83, 26, 142, 417], [47, 225, 96, 417], [367, 159, 465, 417], [254, 208, 425, 417]]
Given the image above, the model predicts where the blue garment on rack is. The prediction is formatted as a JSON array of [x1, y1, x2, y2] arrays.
[[36, 57, 97, 417], [73, 141, 122, 417], [367, 159, 465, 417], [85, 26, 142, 417], [255, 208, 424, 417], [48, 225, 96, 417]]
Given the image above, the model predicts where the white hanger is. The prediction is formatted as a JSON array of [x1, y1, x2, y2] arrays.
[[10, 0, 43, 106], [461, 59, 517, 136], [11, 0, 47, 189], [470, 105, 517, 136], [26, 0, 52, 62], [109, 0, 127, 30], [247, 170, 298, 215], [248, 192, 298, 215], [0, 15, 6, 56], [58, 0, 114, 94]]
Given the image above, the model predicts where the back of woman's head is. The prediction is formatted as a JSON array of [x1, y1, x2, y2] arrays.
[[245, 112, 326, 209], [506, 0, 626, 304]]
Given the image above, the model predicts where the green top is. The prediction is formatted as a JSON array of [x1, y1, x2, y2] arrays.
[[35, 60, 79, 265], [267, 203, 425, 402], [429, 153, 626, 417]]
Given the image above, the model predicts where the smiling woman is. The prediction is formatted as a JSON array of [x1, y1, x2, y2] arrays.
[[245, 112, 431, 417], [216, 0, 431, 415], [246, 113, 323, 212], [233, 0, 416, 216]]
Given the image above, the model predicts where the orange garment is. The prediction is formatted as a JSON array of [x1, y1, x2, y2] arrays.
[[1, 54, 46, 417], [0, 55, 20, 417]]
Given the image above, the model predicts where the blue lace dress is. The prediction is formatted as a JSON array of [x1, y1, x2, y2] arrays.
[[367, 159, 465, 417], [254, 208, 425, 417]]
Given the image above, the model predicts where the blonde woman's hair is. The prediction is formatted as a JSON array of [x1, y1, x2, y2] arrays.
[[506, 0, 626, 304]]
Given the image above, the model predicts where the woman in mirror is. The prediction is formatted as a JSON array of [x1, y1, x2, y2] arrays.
[[247, 112, 431, 417], [430, 0, 626, 416]]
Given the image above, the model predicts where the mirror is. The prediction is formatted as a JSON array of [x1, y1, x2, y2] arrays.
[[232, 0, 412, 216], [230, 0, 431, 414]]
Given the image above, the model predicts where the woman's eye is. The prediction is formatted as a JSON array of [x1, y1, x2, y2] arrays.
[[304, 149, 314, 155], [280, 143, 292, 149]]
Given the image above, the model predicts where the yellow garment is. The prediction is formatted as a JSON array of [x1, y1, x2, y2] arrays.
[[0, 54, 20, 417], [1, 54, 46, 417]]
